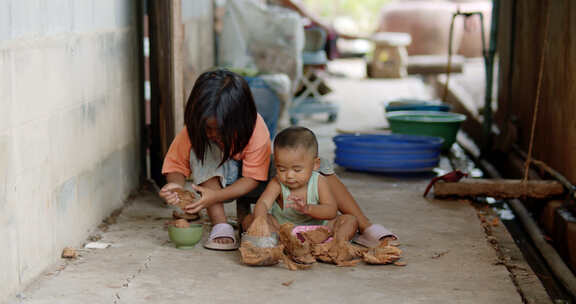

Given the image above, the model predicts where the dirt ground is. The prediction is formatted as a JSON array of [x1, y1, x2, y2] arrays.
[[10, 59, 550, 304]]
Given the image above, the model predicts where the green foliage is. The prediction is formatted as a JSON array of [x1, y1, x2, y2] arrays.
[[301, 0, 392, 33]]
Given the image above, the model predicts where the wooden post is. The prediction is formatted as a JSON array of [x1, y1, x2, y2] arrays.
[[171, 0, 185, 134], [148, 0, 176, 186], [148, 0, 184, 185]]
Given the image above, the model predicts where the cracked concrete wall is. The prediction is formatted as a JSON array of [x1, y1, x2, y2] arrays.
[[0, 0, 141, 301]]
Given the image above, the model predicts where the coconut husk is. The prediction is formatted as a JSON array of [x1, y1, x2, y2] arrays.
[[172, 210, 200, 222], [281, 254, 314, 271], [240, 216, 286, 267], [239, 242, 284, 266], [311, 240, 366, 267], [171, 219, 191, 228], [246, 216, 271, 237], [278, 223, 316, 265], [299, 227, 332, 244], [362, 245, 403, 265], [171, 188, 199, 212]]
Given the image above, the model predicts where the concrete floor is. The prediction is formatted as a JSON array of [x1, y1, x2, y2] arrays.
[[10, 59, 547, 304]]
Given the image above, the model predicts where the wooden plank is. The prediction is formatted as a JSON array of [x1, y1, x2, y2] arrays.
[[433, 179, 565, 199], [407, 55, 464, 75]]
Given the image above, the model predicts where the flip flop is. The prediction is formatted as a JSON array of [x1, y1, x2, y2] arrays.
[[353, 224, 397, 248], [203, 223, 238, 251]]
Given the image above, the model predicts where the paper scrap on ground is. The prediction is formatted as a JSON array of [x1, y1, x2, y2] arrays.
[[84, 242, 111, 249]]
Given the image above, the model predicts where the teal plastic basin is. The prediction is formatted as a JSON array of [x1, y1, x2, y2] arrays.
[[386, 111, 466, 150], [384, 99, 451, 112]]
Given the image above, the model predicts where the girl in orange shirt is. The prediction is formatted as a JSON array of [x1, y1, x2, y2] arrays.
[[160, 69, 271, 250]]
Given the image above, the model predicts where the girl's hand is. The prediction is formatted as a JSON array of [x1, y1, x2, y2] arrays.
[[183, 184, 216, 214], [286, 194, 309, 214], [158, 183, 183, 205]]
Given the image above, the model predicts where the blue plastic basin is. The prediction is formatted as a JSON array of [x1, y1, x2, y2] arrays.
[[333, 134, 444, 173]]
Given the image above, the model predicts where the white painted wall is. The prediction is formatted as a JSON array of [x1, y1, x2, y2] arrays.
[[0, 0, 141, 301]]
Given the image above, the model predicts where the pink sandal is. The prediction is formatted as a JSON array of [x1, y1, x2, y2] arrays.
[[353, 224, 397, 248], [203, 223, 238, 251]]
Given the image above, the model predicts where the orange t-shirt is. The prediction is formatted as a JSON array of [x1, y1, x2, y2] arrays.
[[162, 114, 271, 181]]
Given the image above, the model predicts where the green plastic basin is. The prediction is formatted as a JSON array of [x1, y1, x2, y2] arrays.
[[386, 111, 466, 150], [168, 223, 203, 249]]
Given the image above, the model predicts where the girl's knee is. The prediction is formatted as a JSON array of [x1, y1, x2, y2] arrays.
[[199, 176, 222, 189], [339, 214, 357, 224]]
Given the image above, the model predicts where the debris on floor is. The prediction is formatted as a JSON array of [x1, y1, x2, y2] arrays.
[[61, 247, 77, 259]]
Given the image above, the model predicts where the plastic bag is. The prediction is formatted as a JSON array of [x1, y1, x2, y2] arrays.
[[218, 0, 304, 92]]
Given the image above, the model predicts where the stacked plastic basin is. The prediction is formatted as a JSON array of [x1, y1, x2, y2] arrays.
[[333, 134, 444, 173], [384, 99, 466, 150], [244, 76, 281, 139]]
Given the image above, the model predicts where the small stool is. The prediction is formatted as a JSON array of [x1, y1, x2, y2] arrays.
[[290, 27, 339, 125], [369, 32, 412, 78]]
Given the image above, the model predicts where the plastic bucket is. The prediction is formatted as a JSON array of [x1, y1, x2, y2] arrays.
[[384, 99, 451, 112], [385, 111, 466, 150]]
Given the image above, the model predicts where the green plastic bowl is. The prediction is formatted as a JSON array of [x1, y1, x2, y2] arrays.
[[168, 224, 203, 249], [386, 111, 466, 150]]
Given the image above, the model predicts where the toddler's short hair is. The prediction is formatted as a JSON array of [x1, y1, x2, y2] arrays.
[[274, 126, 318, 157]]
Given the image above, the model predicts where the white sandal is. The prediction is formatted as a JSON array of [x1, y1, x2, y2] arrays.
[[203, 223, 238, 251], [353, 224, 397, 248]]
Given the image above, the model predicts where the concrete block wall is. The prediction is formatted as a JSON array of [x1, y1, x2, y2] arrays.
[[0, 0, 141, 301]]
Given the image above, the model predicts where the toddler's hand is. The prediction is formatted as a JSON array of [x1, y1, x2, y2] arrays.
[[286, 194, 309, 214], [158, 183, 183, 205]]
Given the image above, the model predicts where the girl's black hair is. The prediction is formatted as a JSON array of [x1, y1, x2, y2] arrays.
[[185, 69, 257, 166]]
